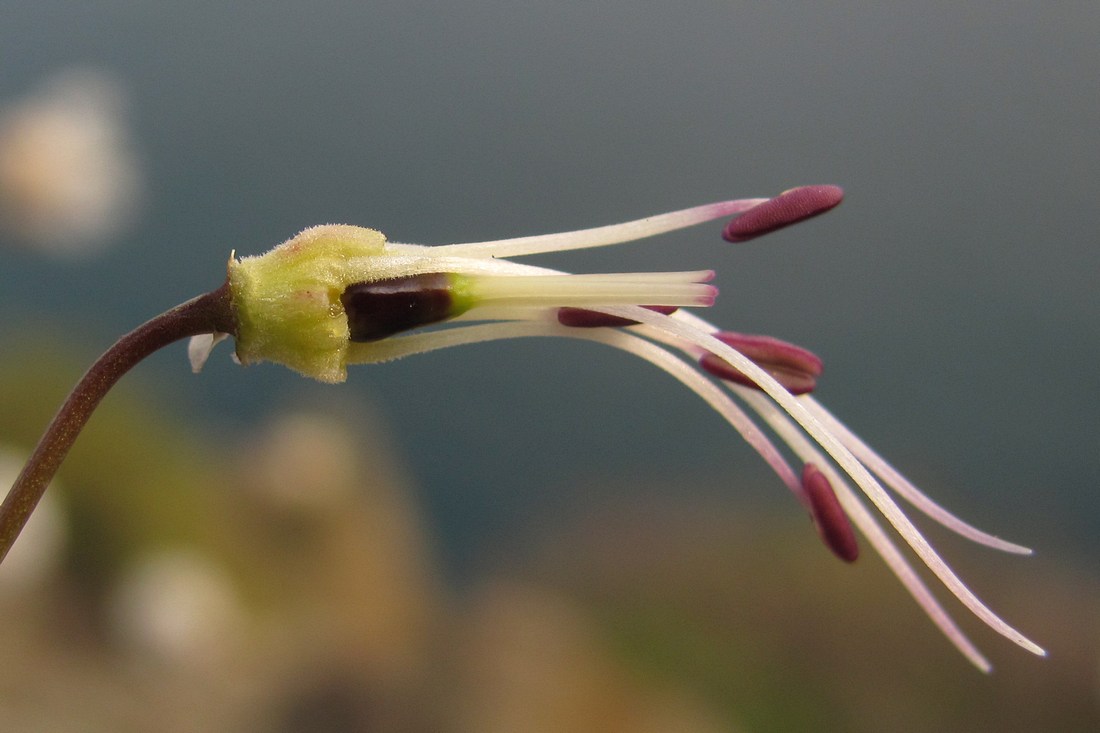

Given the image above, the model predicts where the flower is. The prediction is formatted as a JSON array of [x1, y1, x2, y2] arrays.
[[1, 184, 1043, 672]]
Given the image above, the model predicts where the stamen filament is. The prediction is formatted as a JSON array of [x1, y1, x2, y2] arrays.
[[736, 387, 994, 671], [348, 311, 1030, 670], [345, 321, 804, 500], [618, 307, 1045, 659], [414, 199, 767, 258], [802, 397, 1033, 555]]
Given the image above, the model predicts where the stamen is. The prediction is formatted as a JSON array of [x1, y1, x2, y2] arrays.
[[617, 307, 1046, 660], [556, 305, 678, 328], [422, 198, 767, 258], [736, 388, 995, 671], [802, 397, 1034, 555], [723, 185, 844, 242], [699, 332, 823, 395], [345, 319, 805, 501], [802, 463, 860, 562]]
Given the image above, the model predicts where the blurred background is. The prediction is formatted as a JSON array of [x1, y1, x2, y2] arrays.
[[0, 2, 1097, 731]]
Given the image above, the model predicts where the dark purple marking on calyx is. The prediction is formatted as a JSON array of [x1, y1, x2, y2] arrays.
[[341, 273, 457, 342]]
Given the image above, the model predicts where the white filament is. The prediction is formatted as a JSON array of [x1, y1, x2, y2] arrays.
[[735, 387, 994, 671], [393, 199, 766, 258], [341, 241, 1045, 664], [346, 320, 803, 499], [801, 397, 1032, 555], [637, 307, 1045, 660]]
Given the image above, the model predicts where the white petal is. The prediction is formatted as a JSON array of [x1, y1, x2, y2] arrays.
[[188, 332, 228, 373]]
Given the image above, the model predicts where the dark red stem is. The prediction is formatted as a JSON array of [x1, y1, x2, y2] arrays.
[[0, 282, 236, 565]]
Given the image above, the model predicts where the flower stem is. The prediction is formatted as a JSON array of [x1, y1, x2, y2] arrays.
[[0, 282, 236, 565]]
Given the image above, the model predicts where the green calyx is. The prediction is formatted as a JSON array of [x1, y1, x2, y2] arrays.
[[229, 224, 387, 383]]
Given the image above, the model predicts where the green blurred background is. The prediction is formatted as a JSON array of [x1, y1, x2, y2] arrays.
[[0, 2, 1096, 731]]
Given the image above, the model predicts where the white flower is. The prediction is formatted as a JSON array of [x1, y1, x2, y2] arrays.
[[194, 185, 1044, 670]]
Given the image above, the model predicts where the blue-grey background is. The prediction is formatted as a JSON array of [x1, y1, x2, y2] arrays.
[[2, 1, 1097, 578]]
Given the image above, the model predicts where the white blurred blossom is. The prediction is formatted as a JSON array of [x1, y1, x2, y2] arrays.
[[0, 68, 141, 257], [109, 549, 246, 670]]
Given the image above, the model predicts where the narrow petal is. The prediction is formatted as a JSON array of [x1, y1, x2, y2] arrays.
[[466, 271, 717, 308], [187, 332, 228, 373]]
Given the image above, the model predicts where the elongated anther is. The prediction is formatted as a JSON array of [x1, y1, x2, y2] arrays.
[[723, 185, 844, 242], [802, 463, 859, 563], [699, 332, 823, 395]]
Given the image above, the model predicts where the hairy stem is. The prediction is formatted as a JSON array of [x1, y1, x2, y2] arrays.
[[0, 282, 236, 565]]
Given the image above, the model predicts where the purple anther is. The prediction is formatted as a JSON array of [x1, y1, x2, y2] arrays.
[[699, 332, 823, 395], [722, 185, 844, 243], [557, 305, 679, 328], [802, 463, 859, 563]]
